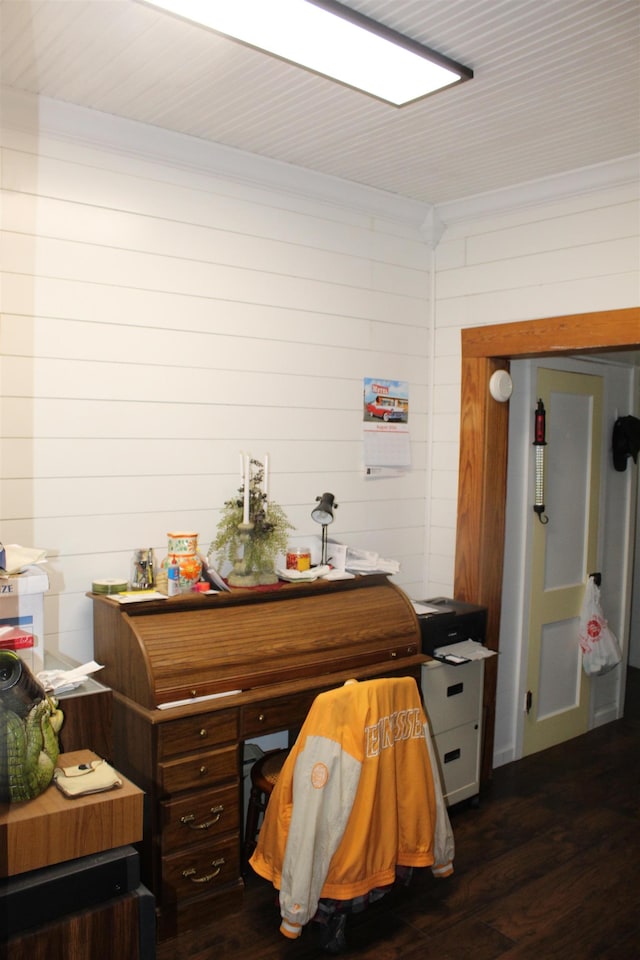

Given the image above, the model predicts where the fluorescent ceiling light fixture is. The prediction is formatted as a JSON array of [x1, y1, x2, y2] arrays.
[[141, 0, 472, 106]]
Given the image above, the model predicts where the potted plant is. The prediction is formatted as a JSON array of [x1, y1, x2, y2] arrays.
[[210, 459, 294, 586]]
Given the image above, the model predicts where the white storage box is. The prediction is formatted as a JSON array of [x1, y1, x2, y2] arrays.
[[0, 566, 48, 675]]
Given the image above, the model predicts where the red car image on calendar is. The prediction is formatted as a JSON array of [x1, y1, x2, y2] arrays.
[[363, 378, 409, 423]]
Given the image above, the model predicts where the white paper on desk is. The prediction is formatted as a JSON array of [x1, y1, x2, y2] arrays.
[[346, 547, 400, 575], [112, 590, 168, 603], [38, 660, 104, 694], [158, 690, 242, 710], [412, 602, 442, 615], [434, 641, 496, 661]]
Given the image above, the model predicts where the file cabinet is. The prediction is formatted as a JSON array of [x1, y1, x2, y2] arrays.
[[421, 659, 483, 805]]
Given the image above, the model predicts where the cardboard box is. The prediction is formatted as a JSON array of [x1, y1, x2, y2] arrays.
[[0, 566, 48, 674], [0, 567, 49, 596]]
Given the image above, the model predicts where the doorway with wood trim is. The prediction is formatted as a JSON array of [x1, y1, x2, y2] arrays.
[[453, 307, 640, 783]]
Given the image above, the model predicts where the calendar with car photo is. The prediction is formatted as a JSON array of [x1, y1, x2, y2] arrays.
[[363, 378, 409, 424]]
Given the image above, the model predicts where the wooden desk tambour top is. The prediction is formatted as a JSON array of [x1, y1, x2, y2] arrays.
[[0, 750, 144, 877], [90, 573, 425, 712]]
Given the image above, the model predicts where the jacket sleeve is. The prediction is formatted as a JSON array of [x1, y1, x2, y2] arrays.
[[278, 734, 362, 939], [422, 720, 455, 877]]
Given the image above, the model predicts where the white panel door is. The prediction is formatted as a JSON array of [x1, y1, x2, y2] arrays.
[[523, 368, 603, 756]]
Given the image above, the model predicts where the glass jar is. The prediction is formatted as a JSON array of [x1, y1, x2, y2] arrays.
[[286, 546, 311, 572], [129, 548, 155, 590]]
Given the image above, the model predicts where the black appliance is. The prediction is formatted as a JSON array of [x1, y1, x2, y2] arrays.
[[416, 596, 487, 657]]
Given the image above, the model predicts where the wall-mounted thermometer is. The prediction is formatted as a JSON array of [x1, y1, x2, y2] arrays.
[[533, 398, 549, 525]]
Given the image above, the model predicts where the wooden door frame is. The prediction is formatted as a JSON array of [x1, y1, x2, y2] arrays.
[[453, 306, 640, 782]]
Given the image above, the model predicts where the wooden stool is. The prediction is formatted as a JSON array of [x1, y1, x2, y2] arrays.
[[243, 748, 289, 867]]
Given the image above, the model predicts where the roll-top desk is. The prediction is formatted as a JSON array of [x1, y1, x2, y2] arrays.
[[90, 574, 425, 939]]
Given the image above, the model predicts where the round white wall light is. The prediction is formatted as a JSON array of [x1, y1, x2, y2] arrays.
[[489, 370, 513, 403]]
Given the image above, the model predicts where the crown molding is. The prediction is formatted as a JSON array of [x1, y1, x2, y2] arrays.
[[436, 155, 640, 224], [3, 87, 636, 244], [0, 86, 432, 231]]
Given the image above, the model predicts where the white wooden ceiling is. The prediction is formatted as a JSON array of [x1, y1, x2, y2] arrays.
[[1, 0, 639, 204]]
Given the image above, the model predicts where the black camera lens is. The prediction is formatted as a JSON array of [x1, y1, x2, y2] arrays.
[[0, 650, 46, 713]]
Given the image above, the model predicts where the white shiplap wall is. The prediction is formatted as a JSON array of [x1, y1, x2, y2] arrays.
[[2, 87, 638, 727], [0, 93, 433, 664], [433, 172, 640, 763], [429, 175, 639, 595]]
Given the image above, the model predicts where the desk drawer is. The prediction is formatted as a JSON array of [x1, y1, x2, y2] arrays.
[[157, 709, 238, 760], [422, 661, 483, 735], [159, 744, 239, 796], [241, 691, 318, 739], [162, 834, 240, 902], [161, 783, 240, 854]]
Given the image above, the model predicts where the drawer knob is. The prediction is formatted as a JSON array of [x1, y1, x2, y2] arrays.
[[180, 805, 224, 830], [390, 651, 397, 659], [258, 713, 266, 723], [191, 690, 197, 697], [199, 766, 208, 776], [182, 858, 225, 883], [199, 728, 208, 738]]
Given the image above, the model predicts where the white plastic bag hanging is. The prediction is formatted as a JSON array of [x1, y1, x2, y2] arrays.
[[578, 576, 622, 676]]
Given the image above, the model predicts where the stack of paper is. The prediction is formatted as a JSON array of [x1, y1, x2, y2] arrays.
[[434, 640, 496, 661], [346, 547, 400, 575]]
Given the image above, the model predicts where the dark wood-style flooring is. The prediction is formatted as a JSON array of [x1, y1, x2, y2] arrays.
[[158, 668, 640, 960]]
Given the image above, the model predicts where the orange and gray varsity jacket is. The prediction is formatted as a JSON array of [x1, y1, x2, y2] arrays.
[[249, 676, 455, 939]]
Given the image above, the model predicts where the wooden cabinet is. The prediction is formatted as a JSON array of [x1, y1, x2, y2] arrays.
[[2, 753, 151, 958], [111, 694, 244, 939], [7, 883, 154, 960], [91, 574, 425, 939], [0, 750, 143, 877], [421, 659, 484, 805]]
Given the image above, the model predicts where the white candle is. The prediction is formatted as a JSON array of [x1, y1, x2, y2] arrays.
[[243, 455, 250, 524], [264, 453, 269, 500]]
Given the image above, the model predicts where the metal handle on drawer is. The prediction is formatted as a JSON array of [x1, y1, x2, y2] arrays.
[[182, 857, 225, 883], [258, 713, 266, 723], [180, 805, 224, 830]]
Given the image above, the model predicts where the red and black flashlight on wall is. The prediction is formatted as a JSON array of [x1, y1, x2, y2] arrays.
[[533, 399, 549, 525]]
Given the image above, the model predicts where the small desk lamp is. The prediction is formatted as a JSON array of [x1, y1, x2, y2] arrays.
[[311, 493, 338, 566]]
